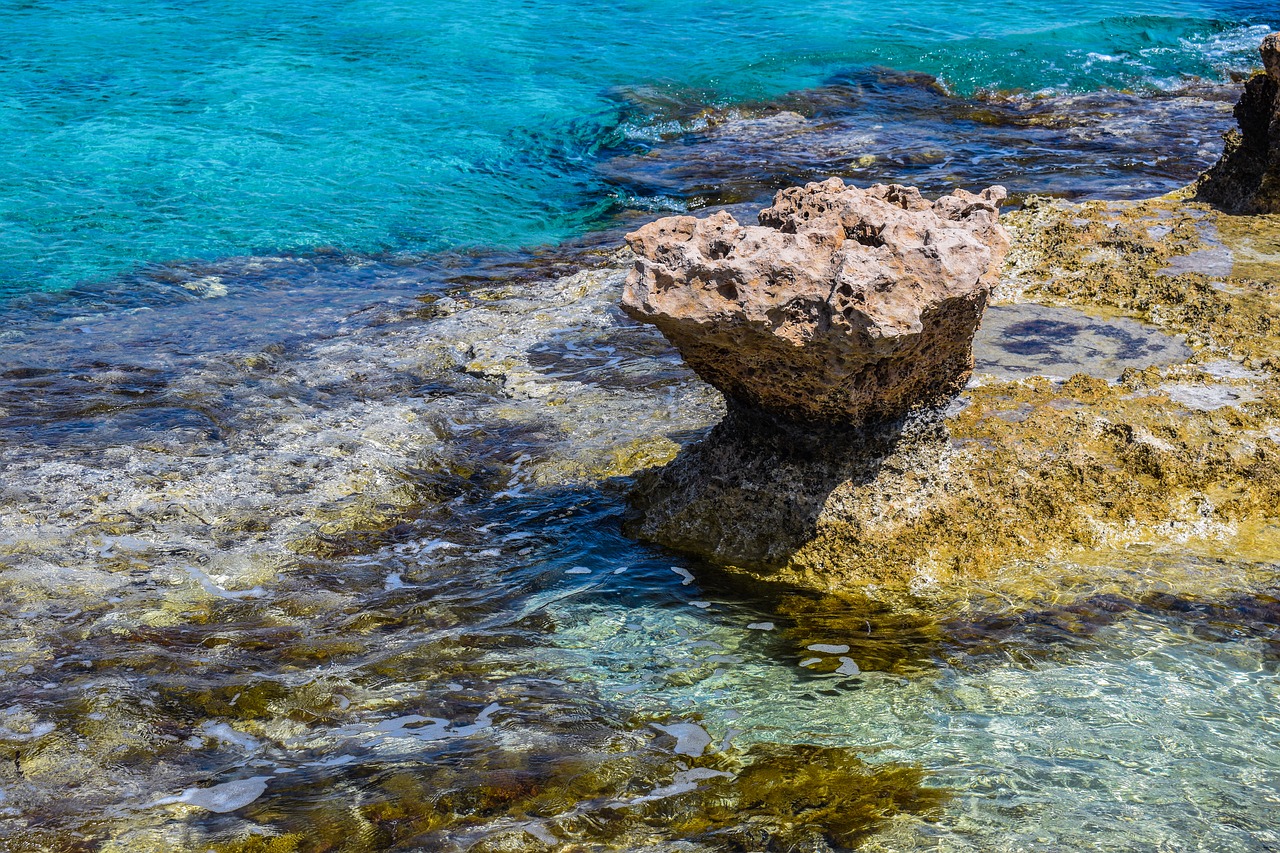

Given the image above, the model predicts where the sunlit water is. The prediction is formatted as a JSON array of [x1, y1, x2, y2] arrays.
[[0, 0, 1274, 296], [2, 0, 1280, 850]]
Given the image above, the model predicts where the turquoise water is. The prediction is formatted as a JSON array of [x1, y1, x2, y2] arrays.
[[1, 0, 1274, 297]]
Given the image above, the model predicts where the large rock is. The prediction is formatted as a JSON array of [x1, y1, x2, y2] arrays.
[[1197, 33, 1280, 213], [621, 178, 1009, 425]]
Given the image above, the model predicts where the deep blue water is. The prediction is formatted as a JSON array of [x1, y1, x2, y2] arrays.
[[1, 0, 1275, 298]]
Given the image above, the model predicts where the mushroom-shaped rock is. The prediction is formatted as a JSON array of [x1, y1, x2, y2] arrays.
[[1197, 32, 1280, 213], [622, 178, 1009, 425]]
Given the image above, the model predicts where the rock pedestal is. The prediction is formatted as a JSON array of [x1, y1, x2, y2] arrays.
[[1197, 33, 1280, 213], [621, 179, 1009, 575]]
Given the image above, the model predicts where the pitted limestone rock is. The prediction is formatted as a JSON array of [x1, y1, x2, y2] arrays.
[[1197, 32, 1280, 213], [621, 178, 1009, 425]]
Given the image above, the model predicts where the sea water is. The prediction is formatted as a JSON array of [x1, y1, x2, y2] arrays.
[[2, 0, 1280, 850], [0, 0, 1273, 297]]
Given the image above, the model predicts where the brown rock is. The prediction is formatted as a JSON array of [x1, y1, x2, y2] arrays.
[[621, 178, 1009, 425], [1197, 33, 1280, 213]]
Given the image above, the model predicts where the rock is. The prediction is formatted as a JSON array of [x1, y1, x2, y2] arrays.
[[627, 190, 1280, 593], [622, 178, 1009, 426], [624, 401, 951, 576], [1196, 32, 1280, 213]]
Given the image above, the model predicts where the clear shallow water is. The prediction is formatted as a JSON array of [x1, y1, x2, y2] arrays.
[[1, 251, 1279, 850], [1, 0, 1275, 296], [3, 2, 1280, 850]]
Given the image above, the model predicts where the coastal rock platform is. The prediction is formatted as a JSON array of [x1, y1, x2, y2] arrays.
[[624, 192, 1280, 596]]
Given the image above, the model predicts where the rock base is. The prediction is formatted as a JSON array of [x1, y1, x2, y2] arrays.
[[625, 405, 949, 576], [626, 196, 1280, 595]]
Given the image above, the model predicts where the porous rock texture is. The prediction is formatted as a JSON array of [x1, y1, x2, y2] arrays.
[[621, 178, 1010, 425], [626, 194, 1280, 593], [1197, 32, 1280, 213]]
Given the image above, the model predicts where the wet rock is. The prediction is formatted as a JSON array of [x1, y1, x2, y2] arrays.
[[1197, 33, 1280, 213], [622, 178, 1009, 425]]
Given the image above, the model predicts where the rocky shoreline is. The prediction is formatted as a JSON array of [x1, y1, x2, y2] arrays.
[[602, 34, 1280, 601], [0, 34, 1278, 853]]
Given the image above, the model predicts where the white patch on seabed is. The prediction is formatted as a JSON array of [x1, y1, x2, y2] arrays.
[[1159, 382, 1258, 411], [651, 722, 712, 756], [148, 776, 270, 813], [180, 563, 267, 600], [625, 767, 736, 805], [195, 721, 261, 752]]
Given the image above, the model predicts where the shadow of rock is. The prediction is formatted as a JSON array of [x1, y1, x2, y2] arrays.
[[625, 402, 948, 575]]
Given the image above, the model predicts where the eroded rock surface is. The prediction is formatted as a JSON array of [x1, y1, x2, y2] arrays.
[[622, 178, 1009, 425], [628, 192, 1280, 592], [1197, 32, 1280, 213]]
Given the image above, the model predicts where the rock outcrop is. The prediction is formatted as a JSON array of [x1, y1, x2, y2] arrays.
[[621, 179, 1011, 576], [1197, 32, 1280, 213], [622, 178, 1009, 426], [623, 192, 1280, 593]]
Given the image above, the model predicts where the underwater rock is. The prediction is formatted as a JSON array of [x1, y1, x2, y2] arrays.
[[1197, 32, 1280, 213], [622, 177, 1009, 425]]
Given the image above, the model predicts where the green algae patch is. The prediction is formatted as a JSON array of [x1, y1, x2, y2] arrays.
[[150, 739, 946, 853], [1214, 211, 1280, 283], [700, 744, 948, 849], [533, 434, 684, 485]]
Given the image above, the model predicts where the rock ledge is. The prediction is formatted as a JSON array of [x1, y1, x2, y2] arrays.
[[1197, 32, 1280, 213]]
